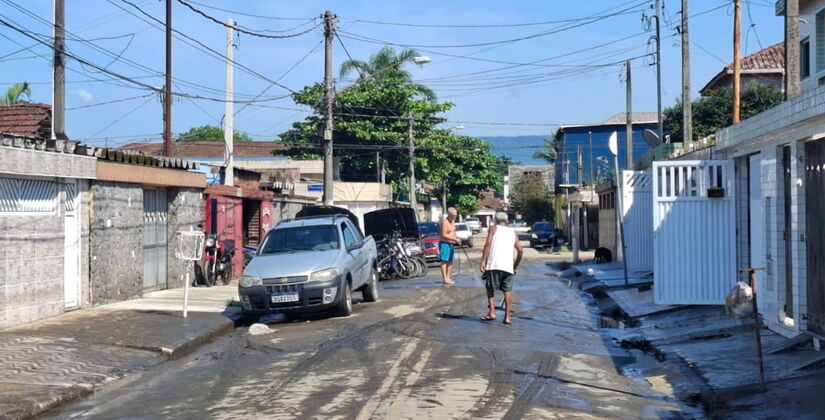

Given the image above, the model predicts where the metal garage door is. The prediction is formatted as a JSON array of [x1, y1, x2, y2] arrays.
[[805, 139, 825, 336], [143, 189, 168, 292], [653, 160, 736, 304]]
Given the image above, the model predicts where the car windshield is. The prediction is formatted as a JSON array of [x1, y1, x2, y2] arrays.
[[533, 222, 554, 232], [465, 217, 478, 222], [259, 225, 339, 254], [418, 222, 440, 235], [456, 224, 469, 231]]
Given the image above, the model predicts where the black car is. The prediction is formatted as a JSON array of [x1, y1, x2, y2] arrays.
[[530, 221, 555, 247]]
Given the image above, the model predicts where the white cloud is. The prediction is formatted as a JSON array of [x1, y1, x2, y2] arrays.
[[71, 89, 94, 103]]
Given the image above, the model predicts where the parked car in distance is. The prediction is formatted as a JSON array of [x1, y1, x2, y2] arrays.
[[464, 216, 482, 232], [530, 221, 555, 247], [455, 223, 474, 247], [238, 213, 378, 321], [417, 221, 441, 261], [509, 220, 531, 234]]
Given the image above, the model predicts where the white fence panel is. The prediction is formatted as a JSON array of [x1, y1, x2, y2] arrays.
[[653, 160, 736, 305], [622, 171, 653, 273]]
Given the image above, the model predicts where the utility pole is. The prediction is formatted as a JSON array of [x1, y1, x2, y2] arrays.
[[588, 131, 594, 183], [654, 0, 664, 139], [51, 0, 66, 140], [733, 0, 742, 124], [441, 179, 448, 217], [408, 113, 417, 209], [375, 152, 380, 182], [785, 0, 801, 100], [573, 147, 583, 263], [322, 10, 335, 205], [164, 0, 173, 156], [223, 19, 234, 186], [681, 0, 693, 144], [625, 60, 633, 170]]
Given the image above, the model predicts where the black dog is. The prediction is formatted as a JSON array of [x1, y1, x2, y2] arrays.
[[594, 247, 612, 263]]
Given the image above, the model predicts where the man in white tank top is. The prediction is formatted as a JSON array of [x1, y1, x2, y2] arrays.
[[479, 212, 523, 324]]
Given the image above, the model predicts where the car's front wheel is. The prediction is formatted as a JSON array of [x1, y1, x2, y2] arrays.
[[335, 280, 353, 317], [361, 268, 379, 302]]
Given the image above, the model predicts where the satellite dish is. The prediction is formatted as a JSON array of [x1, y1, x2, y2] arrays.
[[608, 132, 618, 157], [643, 129, 662, 147], [413, 56, 432, 65]]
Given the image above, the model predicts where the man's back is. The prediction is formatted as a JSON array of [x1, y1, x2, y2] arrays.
[[487, 225, 517, 273]]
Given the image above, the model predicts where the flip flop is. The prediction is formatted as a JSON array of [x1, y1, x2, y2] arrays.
[[503, 319, 512, 325], [480, 315, 496, 321]]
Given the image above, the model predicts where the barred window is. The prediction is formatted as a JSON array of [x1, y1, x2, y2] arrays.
[[0, 178, 57, 214]]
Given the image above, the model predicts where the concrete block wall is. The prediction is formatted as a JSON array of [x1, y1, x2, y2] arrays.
[[0, 214, 64, 329], [166, 188, 204, 289], [89, 182, 143, 305]]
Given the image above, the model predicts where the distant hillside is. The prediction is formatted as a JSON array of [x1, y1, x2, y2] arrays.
[[477, 135, 549, 166]]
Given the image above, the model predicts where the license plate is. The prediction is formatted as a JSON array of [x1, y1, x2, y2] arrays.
[[271, 292, 299, 303]]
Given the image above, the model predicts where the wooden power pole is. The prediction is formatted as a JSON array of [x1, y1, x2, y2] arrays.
[[625, 60, 633, 170], [733, 0, 742, 124], [322, 11, 335, 205], [223, 19, 234, 186], [681, 0, 693, 143]]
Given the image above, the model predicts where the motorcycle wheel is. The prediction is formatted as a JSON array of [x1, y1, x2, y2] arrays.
[[415, 256, 429, 277], [204, 260, 217, 287], [221, 260, 233, 286], [395, 258, 415, 279]]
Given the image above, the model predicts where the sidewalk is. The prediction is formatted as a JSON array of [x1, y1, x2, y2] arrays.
[[0, 286, 239, 420], [559, 261, 825, 417]]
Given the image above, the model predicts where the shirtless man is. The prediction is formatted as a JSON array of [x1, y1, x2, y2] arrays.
[[439, 207, 460, 284]]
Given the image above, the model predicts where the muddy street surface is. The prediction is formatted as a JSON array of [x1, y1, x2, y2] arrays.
[[50, 244, 700, 419]]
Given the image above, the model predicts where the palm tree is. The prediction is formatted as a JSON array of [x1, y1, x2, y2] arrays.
[[532, 137, 558, 163], [1, 82, 32, 104], [339, 46, 436, 102]]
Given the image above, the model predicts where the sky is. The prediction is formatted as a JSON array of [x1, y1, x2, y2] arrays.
[[0, 0, 783, 148]]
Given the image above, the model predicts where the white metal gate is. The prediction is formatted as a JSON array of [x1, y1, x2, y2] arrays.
[[62, 181, 80, 309], [653, 160, 736, 304], [622, 171, 653, 273], [143, 189, 168, 292]]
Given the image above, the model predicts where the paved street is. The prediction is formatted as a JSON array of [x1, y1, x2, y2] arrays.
[[50, 243, 698, 419]]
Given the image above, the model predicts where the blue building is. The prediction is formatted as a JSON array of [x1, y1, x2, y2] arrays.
[[553, 112, 658, 189]]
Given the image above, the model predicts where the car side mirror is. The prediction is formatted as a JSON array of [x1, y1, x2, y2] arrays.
[[347, 241, 363, 252]]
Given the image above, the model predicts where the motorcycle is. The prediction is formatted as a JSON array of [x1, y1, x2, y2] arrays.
[[202, 233, 235, 286]]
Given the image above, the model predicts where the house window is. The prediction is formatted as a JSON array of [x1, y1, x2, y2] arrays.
[[802, 37, 811, 79], [817, 10, 825, 72], [0, 177, 57, 214]]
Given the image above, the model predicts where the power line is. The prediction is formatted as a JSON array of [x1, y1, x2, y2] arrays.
[[337, 0, 650, 49], [66, 93, 155, 110], [342, 9, 649, 29], [185, 0, 316, 21], [175, 0, 321, 39], [87, 95, 156, 139]]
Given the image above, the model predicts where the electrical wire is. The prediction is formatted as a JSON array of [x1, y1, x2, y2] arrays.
[[66, 93, 155, 110], [87, 95, 156, 139], [176, 0, 321, 39], [185, 0, 316, 21]]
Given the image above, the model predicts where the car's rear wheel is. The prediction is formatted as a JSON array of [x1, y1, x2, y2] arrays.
[[362, 268, 379, 302], [335, 280, 353, 316]]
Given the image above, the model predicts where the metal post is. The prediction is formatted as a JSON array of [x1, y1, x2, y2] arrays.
[[733, 0, 742, 124], [223, 19, 234, 186], [408, 113, 417, 208], [375, 151, 380, 182], [183, 261, 190, 318], [322, 11, 336, 205], [588, 131, 594, 183], [614, 159, 629, 287], [164, 0, 173, 156], [625, 60, 633, 169], [51, 0, 66, 140], [655, 0, 664, 140], [741, 267, 767, 391], [681, 0, 693, 144]]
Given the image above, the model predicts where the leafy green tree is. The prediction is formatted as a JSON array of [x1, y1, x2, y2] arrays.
[[279, 46, 501, 215], [1, 82, 31, 104], [176, 125, 252, 142], [510, 174, 553, 224], [663, 82, 783, 142]]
